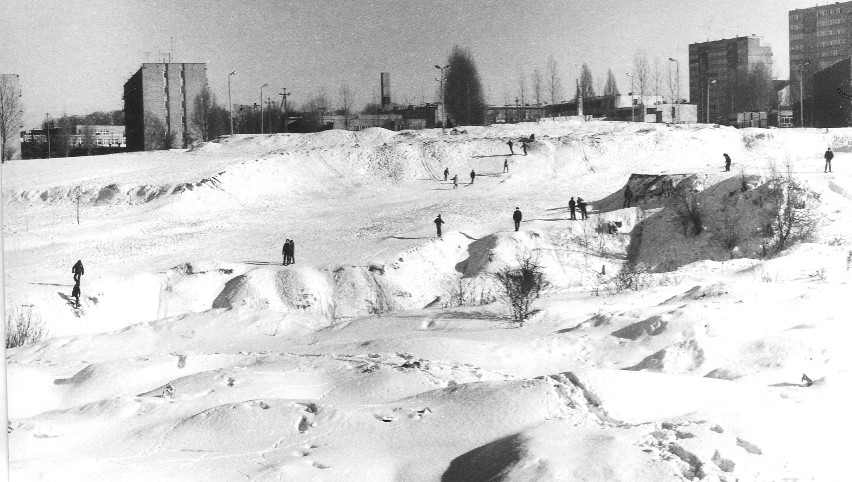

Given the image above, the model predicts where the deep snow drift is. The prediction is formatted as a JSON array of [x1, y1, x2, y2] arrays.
[[4, 120, 852, 480]]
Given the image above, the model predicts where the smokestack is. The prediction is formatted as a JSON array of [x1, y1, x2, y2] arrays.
[[381, 72, 391, 110]]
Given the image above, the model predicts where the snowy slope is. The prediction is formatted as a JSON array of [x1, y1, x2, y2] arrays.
[[4, 120, 852, 480]]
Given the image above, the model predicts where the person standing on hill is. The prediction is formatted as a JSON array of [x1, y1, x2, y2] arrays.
[[452, 174, 459, 189], [470, 169, 476, 184], [444, 167, 449, 181], [507, 140, 514, 155], [513, 207, 522, 231], [288, 239, 295, 264], [577, 198, 588, 220], [723, 153, 732, 172], [503, 158, 509, 173], [282, 240, 290, 265], [72, 260, 84, 284], [569, 197, 576, 220], [825, 147, 834, 173], [521, 140, 528, 156], [434, 214, 445, 238]]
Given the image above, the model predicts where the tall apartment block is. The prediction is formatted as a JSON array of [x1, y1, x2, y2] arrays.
[[688, 36, 773, 124], [123, 63, 207, 151], [790, 2, 852, 126]]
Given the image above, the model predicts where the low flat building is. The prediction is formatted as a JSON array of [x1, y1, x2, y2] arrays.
[[484, 105, 546, 124]]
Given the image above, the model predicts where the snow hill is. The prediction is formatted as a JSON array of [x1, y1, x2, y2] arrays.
[[4, 120, 852, 480]]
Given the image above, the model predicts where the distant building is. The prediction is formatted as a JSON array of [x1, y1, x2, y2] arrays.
[[813, 57, 852, 127], [484, 105, 546, 124], [123, 62, 208, 151], [689, 36, 774, 124], [790, 2, 852, 125], [1, 73, 22, 160]]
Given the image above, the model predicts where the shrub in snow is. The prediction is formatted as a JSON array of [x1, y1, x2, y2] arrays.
[[716, 195, 743, 251], [491, 253, 550, 326], [847, 250, 852, 271], [762, 160, 821, 252], [5, 305, 47, 348], [668, 185, 705, 237]]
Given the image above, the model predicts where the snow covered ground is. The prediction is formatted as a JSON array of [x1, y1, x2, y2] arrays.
[[4, 120, 852, 480]]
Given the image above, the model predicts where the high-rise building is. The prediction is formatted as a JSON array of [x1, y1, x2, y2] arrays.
[[689, 36, 773, 124], [123, 63, 207, 151]]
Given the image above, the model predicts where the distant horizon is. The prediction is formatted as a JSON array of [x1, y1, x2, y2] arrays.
[[0, 0, 835, 128]]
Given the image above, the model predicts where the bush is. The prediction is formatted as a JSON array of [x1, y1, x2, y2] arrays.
[[492, 253, 550, 326], [716, 196, 743, 250], [5, 305, 47, 348], [669, 186, 704, 237], [763, 160, 821, 251]]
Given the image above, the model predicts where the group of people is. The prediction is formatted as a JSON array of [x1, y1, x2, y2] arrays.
[[434, 207, 524, 238], [71, 260, 84, 308], [440, 167, 485, 189], [568, 197, 588, 220], [506, 135, 533, 156], [281, 239, 296, 265]]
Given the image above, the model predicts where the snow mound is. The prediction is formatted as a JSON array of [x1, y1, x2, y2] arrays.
[[627, 339, 710, 374]]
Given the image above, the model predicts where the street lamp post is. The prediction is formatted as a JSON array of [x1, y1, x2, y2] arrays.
[[707, 79, 717, 123], [260, 83, 268, 134], [668, 58, 679, 123], [799, 60, 810, 128], [279, 88, 290, 133], [626, 73, 634, 122], [45, 113, 51, 159], [228, 71, 237, 135], [435, 64, 449, 130]]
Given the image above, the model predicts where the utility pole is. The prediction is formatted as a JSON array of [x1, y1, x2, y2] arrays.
[[627, 73, 634, 122], [668, 58, 679, 123], [259, 83, 268, 133], [228, 71, 237, 135], [279, 88, 290, 133], [45, 113, 51, 159]]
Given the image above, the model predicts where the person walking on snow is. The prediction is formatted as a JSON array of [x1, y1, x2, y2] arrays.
[[724, 153, 732, 172], [507, 140, 514, 155], [521, 140, 528, 156], [569, 197, 577, 220], [444, 167, 449, 181], [452, 174, 459, 189], [513, 207, 523, 231], [577, 198, 588, 220], [623, 185, 633, 208], [503, 158, 509, 173], [825, 147, 834, 173], [470, 169, 476, 184], [72, 260, 84, 284], [434, 214, 445, 238]]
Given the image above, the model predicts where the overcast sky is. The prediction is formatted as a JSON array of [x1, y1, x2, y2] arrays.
[[0, 0, 829, 128]]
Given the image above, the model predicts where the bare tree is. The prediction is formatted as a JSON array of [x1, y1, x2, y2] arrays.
[[191, 85, 216, 141], [763, 159, 822, 251], [339, 82, 355, 130], [633, 50, 650, 101], [532, 67, 543, 106], [578, 63, 595, 102], [0, 74, 23, 163], [653, 57, 664, 100], [81, 123, 96, 155], [603, 69, 620, 117], [517, 70, 527, 106], [546, 56, 563, 107]]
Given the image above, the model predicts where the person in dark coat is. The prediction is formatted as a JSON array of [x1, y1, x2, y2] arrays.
[[569, 197, 576, 220], [521, 140, 528, 156], [434, 214, 445, 238], [72, 260, 84, 284], [72, 283, 81, 308], [825, 147, 834, 173], [452, 174, 458, 189], [513, 207, 522, 231], [623, 185, 633, 208], [503, 158, 509, 173], [577, 198, 588, 220], [282, 240, 290, 265], [470, 169, 476, 184], [723, 153, 732, 172], [288, 239, 295, 264], [444, 167, 449, 181], [507, 140, 514, 155]]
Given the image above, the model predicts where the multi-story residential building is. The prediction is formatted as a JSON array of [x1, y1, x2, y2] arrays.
[[123, 63, 207, 151], [789, 2, 852, 125], [689, 36, 774, 124]]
